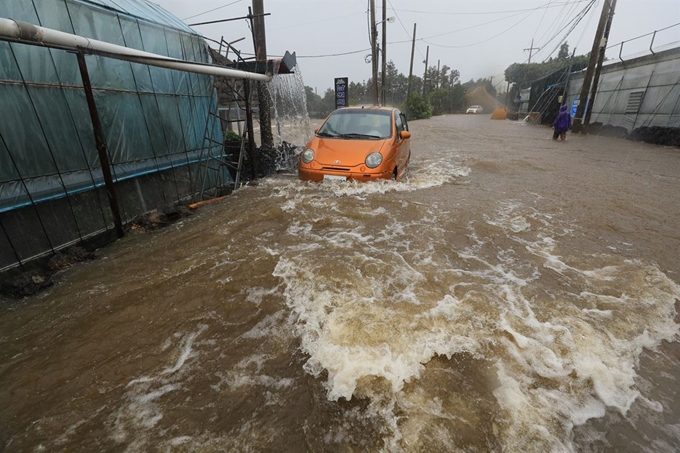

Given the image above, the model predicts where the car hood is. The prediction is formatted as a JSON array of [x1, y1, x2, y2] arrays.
[[307, 137, 388, 167]]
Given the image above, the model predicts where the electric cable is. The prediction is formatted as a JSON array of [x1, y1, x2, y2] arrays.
[[388, 0, 425, 59], [390, 1, 590, 16], [535, 0, 597, 62], [422, 9, 537, 49], [181, 0, 242, 21], [535, 0, 577, 44], [532, 0, 554, 43], [547, 0, 583, 44]]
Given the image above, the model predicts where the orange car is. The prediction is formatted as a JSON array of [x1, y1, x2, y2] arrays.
[[299, 106, 411, 182]]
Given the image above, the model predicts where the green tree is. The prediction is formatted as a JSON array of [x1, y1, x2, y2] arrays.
[[404, 92, 432, 120], [318, 88, 336, 117], [558, 42, 570, 60], [305, 86, 323, 118]]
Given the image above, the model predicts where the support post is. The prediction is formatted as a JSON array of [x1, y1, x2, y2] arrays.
[[584, 0, 617, 127], [405, 23, 417, 113], [572, 0, 612, 134], [422, 45, 429, 96], [251, 1, 273, 147], [524, 39, 539, 64], [381, 0, 387, 106], [243, 79, 257, 180], [76, 52, 124, 239], [562, 47, 578, 106], [370, 0, 378, 106]]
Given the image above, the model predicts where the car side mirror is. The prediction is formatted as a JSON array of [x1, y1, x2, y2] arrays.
[[400, 130, 411, 140]]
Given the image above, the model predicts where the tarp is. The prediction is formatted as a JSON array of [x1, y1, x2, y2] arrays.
[[0, 0, 224, 212]]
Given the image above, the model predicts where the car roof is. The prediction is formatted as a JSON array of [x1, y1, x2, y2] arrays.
[[336, 106, 397, 113]]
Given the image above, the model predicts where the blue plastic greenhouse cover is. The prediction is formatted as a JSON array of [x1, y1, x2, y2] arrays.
[[79, 0, 198, 35]]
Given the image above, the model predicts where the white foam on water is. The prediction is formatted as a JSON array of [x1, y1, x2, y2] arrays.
[[110, 325, 208, 448], [271, 195, 680, 451], [241, 310, 287, 339], [211, 355, 295, 393], [261, 160, 470, 202]]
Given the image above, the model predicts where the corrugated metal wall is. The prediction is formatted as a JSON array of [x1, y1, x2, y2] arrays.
[[0, 0, 226, 271], [566, 47, 680, 132]]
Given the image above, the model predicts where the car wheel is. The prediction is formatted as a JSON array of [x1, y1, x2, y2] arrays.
[[392, 167, 398, 180]]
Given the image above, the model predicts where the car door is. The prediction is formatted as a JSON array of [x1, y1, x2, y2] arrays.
[[394, 111, 411, 171]]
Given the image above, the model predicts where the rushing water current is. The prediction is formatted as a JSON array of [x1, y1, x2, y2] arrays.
[[1, 115, 679, 452]]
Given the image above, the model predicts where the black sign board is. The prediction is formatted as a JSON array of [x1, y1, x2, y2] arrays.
[[334, 77, 348, 109]]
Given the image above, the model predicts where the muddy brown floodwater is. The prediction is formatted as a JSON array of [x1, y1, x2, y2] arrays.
[[1, 114, 679, 452]]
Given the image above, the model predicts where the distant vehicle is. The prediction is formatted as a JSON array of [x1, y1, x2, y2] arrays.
[[299, 106, 411, 182], [466, 105, 483, 114]]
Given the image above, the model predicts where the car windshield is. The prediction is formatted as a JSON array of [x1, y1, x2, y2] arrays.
[[318, 110, 392, 139]]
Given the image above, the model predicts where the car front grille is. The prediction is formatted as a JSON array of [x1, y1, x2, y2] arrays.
[[321, 167, 350, 172]]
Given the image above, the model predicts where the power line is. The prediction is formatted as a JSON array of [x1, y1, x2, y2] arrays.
[[532, 0, 554, 42], [296, 48, 373, 59], [422, 10, 538, 49], [388, 1, 590, 16], [536, 0, 577, 43], [181, 0, 242, 21], [549, 0, 584, 42], [574, 1, 599, 49], [270, 12, 365, 32], [538, 0, 598, 62], [387, 0, 425, 59], [420, 8, 539, 41]]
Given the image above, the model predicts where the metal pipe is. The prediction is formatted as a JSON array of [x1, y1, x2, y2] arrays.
[[649, 30, 657, 55], [0, 18, 272, 82]]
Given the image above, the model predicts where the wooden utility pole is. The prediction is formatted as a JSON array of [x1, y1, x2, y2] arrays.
[[524, 39, 539, 64], [251, 0, 273, 147], [437, 59, 441, 89], [422, 45, 429, 96], [572, 0, 613, 134], [381, 0, 387, 105], [406, 23, 417, 112], [370, 0, 379, 105], [584, 0, 617, 128]]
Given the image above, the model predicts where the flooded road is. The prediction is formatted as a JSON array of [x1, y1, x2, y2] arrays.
[[1, 114, 679, 452]]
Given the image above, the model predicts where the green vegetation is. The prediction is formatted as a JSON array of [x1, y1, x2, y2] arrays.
[[305, 60, 473, 120], [404, 92, 432, 120], [504, 42, 589, 100], [223, 129, 242, 142]]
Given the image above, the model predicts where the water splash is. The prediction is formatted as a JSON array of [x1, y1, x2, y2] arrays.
[[267, 64, 313, 171]]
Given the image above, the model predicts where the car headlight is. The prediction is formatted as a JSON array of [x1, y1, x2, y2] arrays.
[[301, 148, 315, 164], [365, 152, 383, 168]]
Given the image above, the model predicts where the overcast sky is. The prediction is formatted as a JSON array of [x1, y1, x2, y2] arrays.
[[154, 0, 680, 93]]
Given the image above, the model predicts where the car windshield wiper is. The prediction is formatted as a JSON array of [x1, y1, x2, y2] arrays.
[[337, 133, 381, 139], [316, 131, 338, 138]]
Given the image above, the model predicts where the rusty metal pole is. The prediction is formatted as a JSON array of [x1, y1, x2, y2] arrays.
[[76, 52, 124, 238], [251, 1, 273, 147]]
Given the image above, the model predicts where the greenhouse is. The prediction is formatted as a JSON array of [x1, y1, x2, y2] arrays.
[[0, 0, 227, 270]]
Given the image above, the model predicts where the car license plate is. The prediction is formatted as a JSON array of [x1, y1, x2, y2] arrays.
[[323, 175, 347, 182]]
